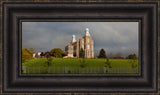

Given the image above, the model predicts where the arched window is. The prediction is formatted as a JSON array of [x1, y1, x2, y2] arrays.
[[82, 44, 84, 49], [88, 51, 90, 56], [87, 45, 90, 49], [88, 38, 90, 43]]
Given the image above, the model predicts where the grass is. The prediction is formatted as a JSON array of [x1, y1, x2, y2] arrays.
[[22, 58, 139, 74]]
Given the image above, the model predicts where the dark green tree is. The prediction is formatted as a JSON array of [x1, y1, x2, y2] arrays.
[[126, 53, 137, 59], [79, 48, 85, 58], [105, 57, 112, 73], [50, 48, 65, 58], [126, 54, 138, 68], [105, 57, 112, 68], [98, 48, 107, 58]]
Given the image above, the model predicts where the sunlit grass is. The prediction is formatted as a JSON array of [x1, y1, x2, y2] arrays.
[[22, 58, 139, 74]]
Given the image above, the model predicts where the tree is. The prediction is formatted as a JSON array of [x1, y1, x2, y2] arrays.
[[79, 48, 85, 58], [22, 49, 32, 62], [50, 48, 65, 58], [28, 48, 35, 54], [79, 48, 86, 68], [98, 48, 107, 58], [105, 57, 112, 68], [126, 54, 138, 68], [126, 53, 137, 59]]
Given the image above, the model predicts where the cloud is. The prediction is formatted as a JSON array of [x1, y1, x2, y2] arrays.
[[22, 22, 139, 57]]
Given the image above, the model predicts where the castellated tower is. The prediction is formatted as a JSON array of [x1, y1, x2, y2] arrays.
[[65, 28, 94, 58], [79, 28, 94, 58]]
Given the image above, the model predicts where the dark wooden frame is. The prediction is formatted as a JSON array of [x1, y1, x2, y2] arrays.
[[2, 2, 158, 93]]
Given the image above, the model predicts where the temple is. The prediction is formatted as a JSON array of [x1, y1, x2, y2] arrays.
[[65, 28, 94, 58]]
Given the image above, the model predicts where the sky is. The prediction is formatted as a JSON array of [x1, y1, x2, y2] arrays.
[[22, 22, 139, 57]]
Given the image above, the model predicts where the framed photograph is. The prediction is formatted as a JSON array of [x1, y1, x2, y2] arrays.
[[21, 20, 140, 75], [2, 1, 158, 93]]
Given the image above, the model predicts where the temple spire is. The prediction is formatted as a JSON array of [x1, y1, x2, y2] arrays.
[[85, 28, 90, 36], [72, 35, 76, 42]]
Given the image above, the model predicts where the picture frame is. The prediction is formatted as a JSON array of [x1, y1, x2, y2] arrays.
[[2, 2, 158, 93]]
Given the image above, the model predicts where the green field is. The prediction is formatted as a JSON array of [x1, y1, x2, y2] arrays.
[[22, 58, 139, 74]]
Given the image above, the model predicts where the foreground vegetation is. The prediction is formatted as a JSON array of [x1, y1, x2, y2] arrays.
[[22, 58, 139, 74]]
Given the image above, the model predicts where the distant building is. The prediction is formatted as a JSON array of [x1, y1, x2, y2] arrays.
[[33, 53, 36, 58], [65, 28, 94, 58], [34, 52, 41, 58], [33, 52, 54, 58]]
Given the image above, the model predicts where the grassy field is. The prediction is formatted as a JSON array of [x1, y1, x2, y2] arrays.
[[22, 58, 139, 74]]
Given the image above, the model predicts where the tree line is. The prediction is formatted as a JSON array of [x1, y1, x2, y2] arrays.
[[98, 48, 137, 59], [22, 48, 138, 63]]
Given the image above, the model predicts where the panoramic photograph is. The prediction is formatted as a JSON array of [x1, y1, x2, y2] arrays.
[[21, 22, 139, 74]]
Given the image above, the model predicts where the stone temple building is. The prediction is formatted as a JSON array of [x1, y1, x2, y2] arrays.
[[65, 28, 94, 58]]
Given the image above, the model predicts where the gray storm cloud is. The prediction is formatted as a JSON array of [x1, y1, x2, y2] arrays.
[[22, 22, 139, 57]]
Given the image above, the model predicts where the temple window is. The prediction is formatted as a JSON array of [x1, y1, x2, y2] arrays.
[[87, 45, 90, 49], [88, 51, 90, 56]]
